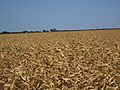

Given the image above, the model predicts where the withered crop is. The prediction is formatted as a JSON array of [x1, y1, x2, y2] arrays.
[[0, 30, 120, 90]]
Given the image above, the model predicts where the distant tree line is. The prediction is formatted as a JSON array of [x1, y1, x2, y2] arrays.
[[43, 28, 60, 32], [42, 30, 49, 32], [0, 30, 42, 34], [0, 28, 62, 34], [1, 28, 120, 34]]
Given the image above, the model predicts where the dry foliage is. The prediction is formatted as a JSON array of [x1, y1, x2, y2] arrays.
[[0, 30, 120, 90]]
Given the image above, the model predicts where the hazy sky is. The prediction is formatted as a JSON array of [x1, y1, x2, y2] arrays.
[[0, 0, 120, 32]]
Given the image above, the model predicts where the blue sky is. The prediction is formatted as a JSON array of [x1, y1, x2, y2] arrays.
[[0, 0, 120, 32]]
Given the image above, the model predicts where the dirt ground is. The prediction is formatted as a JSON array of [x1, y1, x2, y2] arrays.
[[0, 30, 120, 90]]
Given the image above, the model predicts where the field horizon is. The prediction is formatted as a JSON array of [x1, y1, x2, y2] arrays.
[[0, 28, 120, 35]]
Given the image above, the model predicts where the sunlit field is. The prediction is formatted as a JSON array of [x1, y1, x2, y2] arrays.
[[0, 30, 120, 90]]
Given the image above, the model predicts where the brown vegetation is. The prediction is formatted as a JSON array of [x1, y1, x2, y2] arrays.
[[0, 30, 120, 90]]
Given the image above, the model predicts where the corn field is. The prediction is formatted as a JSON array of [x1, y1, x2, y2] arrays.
[[0, 30, 120, 90]]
